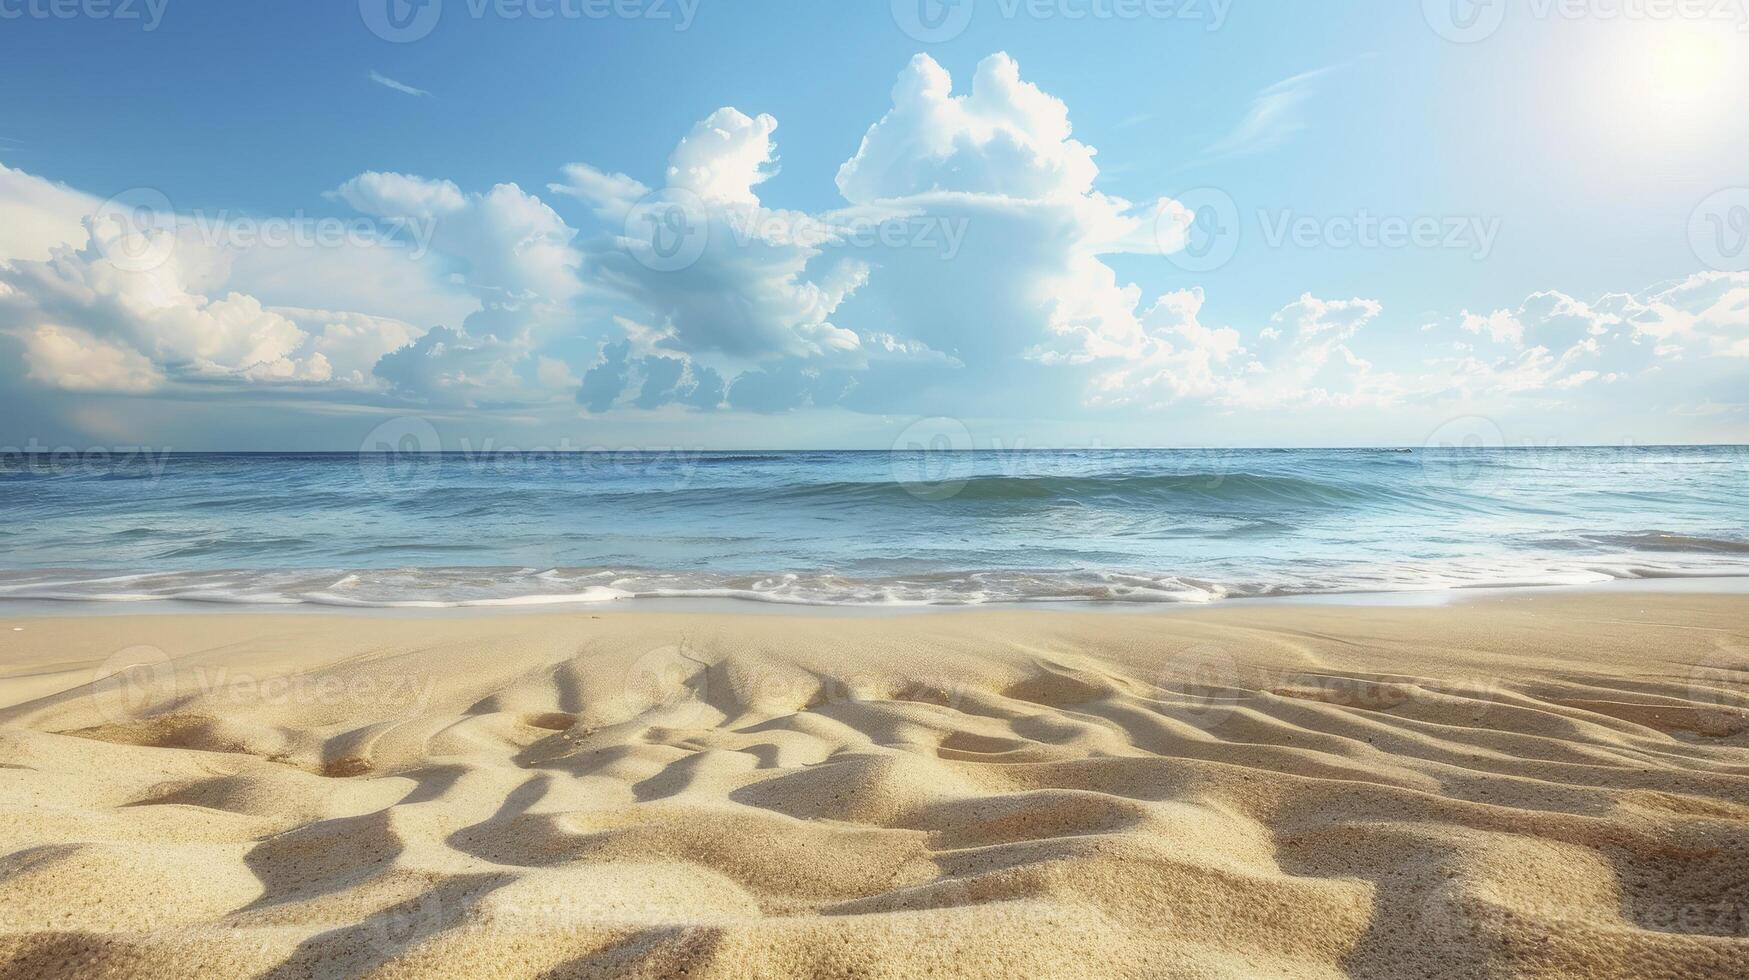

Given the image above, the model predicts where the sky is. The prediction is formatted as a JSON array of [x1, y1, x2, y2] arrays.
[[1, 0, 1747, 451]]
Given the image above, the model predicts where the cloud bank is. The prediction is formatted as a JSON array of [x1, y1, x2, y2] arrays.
[[1, 52, 1745, 446]]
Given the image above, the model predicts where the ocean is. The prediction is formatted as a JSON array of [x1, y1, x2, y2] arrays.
[[2, 447, 1745, 608]]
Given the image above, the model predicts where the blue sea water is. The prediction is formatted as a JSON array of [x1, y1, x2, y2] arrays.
[[1, 447, 1745, 607]]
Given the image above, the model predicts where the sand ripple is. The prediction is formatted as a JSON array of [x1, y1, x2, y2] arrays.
[[1, 595, 1747, 977]]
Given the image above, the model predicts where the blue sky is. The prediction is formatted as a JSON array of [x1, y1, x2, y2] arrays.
[[2, 0, 1747, 449]]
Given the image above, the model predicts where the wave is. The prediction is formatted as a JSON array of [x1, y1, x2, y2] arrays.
[[312, 470, 1424, 519], [3, 557, 1746, 610], [773, 471, 1418, 508], [1583, 532, 1749, 555]]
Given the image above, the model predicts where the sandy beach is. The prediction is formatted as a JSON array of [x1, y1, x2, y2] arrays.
[[1, 592, 1746, 978]]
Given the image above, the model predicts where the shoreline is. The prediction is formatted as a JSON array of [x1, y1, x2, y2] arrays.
[[2, 572, 1746, 620]]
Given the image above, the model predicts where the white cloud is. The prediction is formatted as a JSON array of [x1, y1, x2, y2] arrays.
[[3, 54, 1745, 436], [335, 173, 581, 305], [332, 171, 466, 219], [281, 307, 424, 384], [1461, 309, 1524, 345], [1429, 274, 1749, 399], [821, 53, 1179, 386], [666, 108, 780, 205], [0, 236, 330, 383], [0, 164, 96, 263], [373, 325, 527, 405], [552, 107, 865, 369], [20, 323, 163, 393], [0, 164, 458, 398], [836, 53, 1099, 203], [535, 354, 580, 390]]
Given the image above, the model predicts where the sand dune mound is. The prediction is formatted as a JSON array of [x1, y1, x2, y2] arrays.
[[1, 594, 1746, 977]]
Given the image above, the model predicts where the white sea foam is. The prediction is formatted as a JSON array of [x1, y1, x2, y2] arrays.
[[0, 557, 1743, 610]]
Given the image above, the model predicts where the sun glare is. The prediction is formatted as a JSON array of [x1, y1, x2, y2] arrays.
[[1610, 22, 1740, 129]]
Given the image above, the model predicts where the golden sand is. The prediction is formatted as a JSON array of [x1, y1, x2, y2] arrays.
[[1, 592, 1747, 978]]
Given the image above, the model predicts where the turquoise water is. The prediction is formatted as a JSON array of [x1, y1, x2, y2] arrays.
[[1, 447, 1745, 606]]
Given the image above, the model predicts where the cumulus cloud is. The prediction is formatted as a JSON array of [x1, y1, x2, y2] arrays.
[[820, 53, 1183, 396], [334, 172, 581, 305], [374, 325, 526, 405], [666, 108, 781, 205], [573, 339, 730, 414], [19, 323, 163, 393], [1080, 290, 1396, 410], [577, 340, 632, 413], [0, 236, 331, 385], [554, 109, 864, 364], [0, 164, 95, 263], [1429, 275, 1749, 399], [835, 53, 1099, 203], [278, 308, 423, 384], [3, 53, 1745, 439], [0, 164, 476, 401]]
